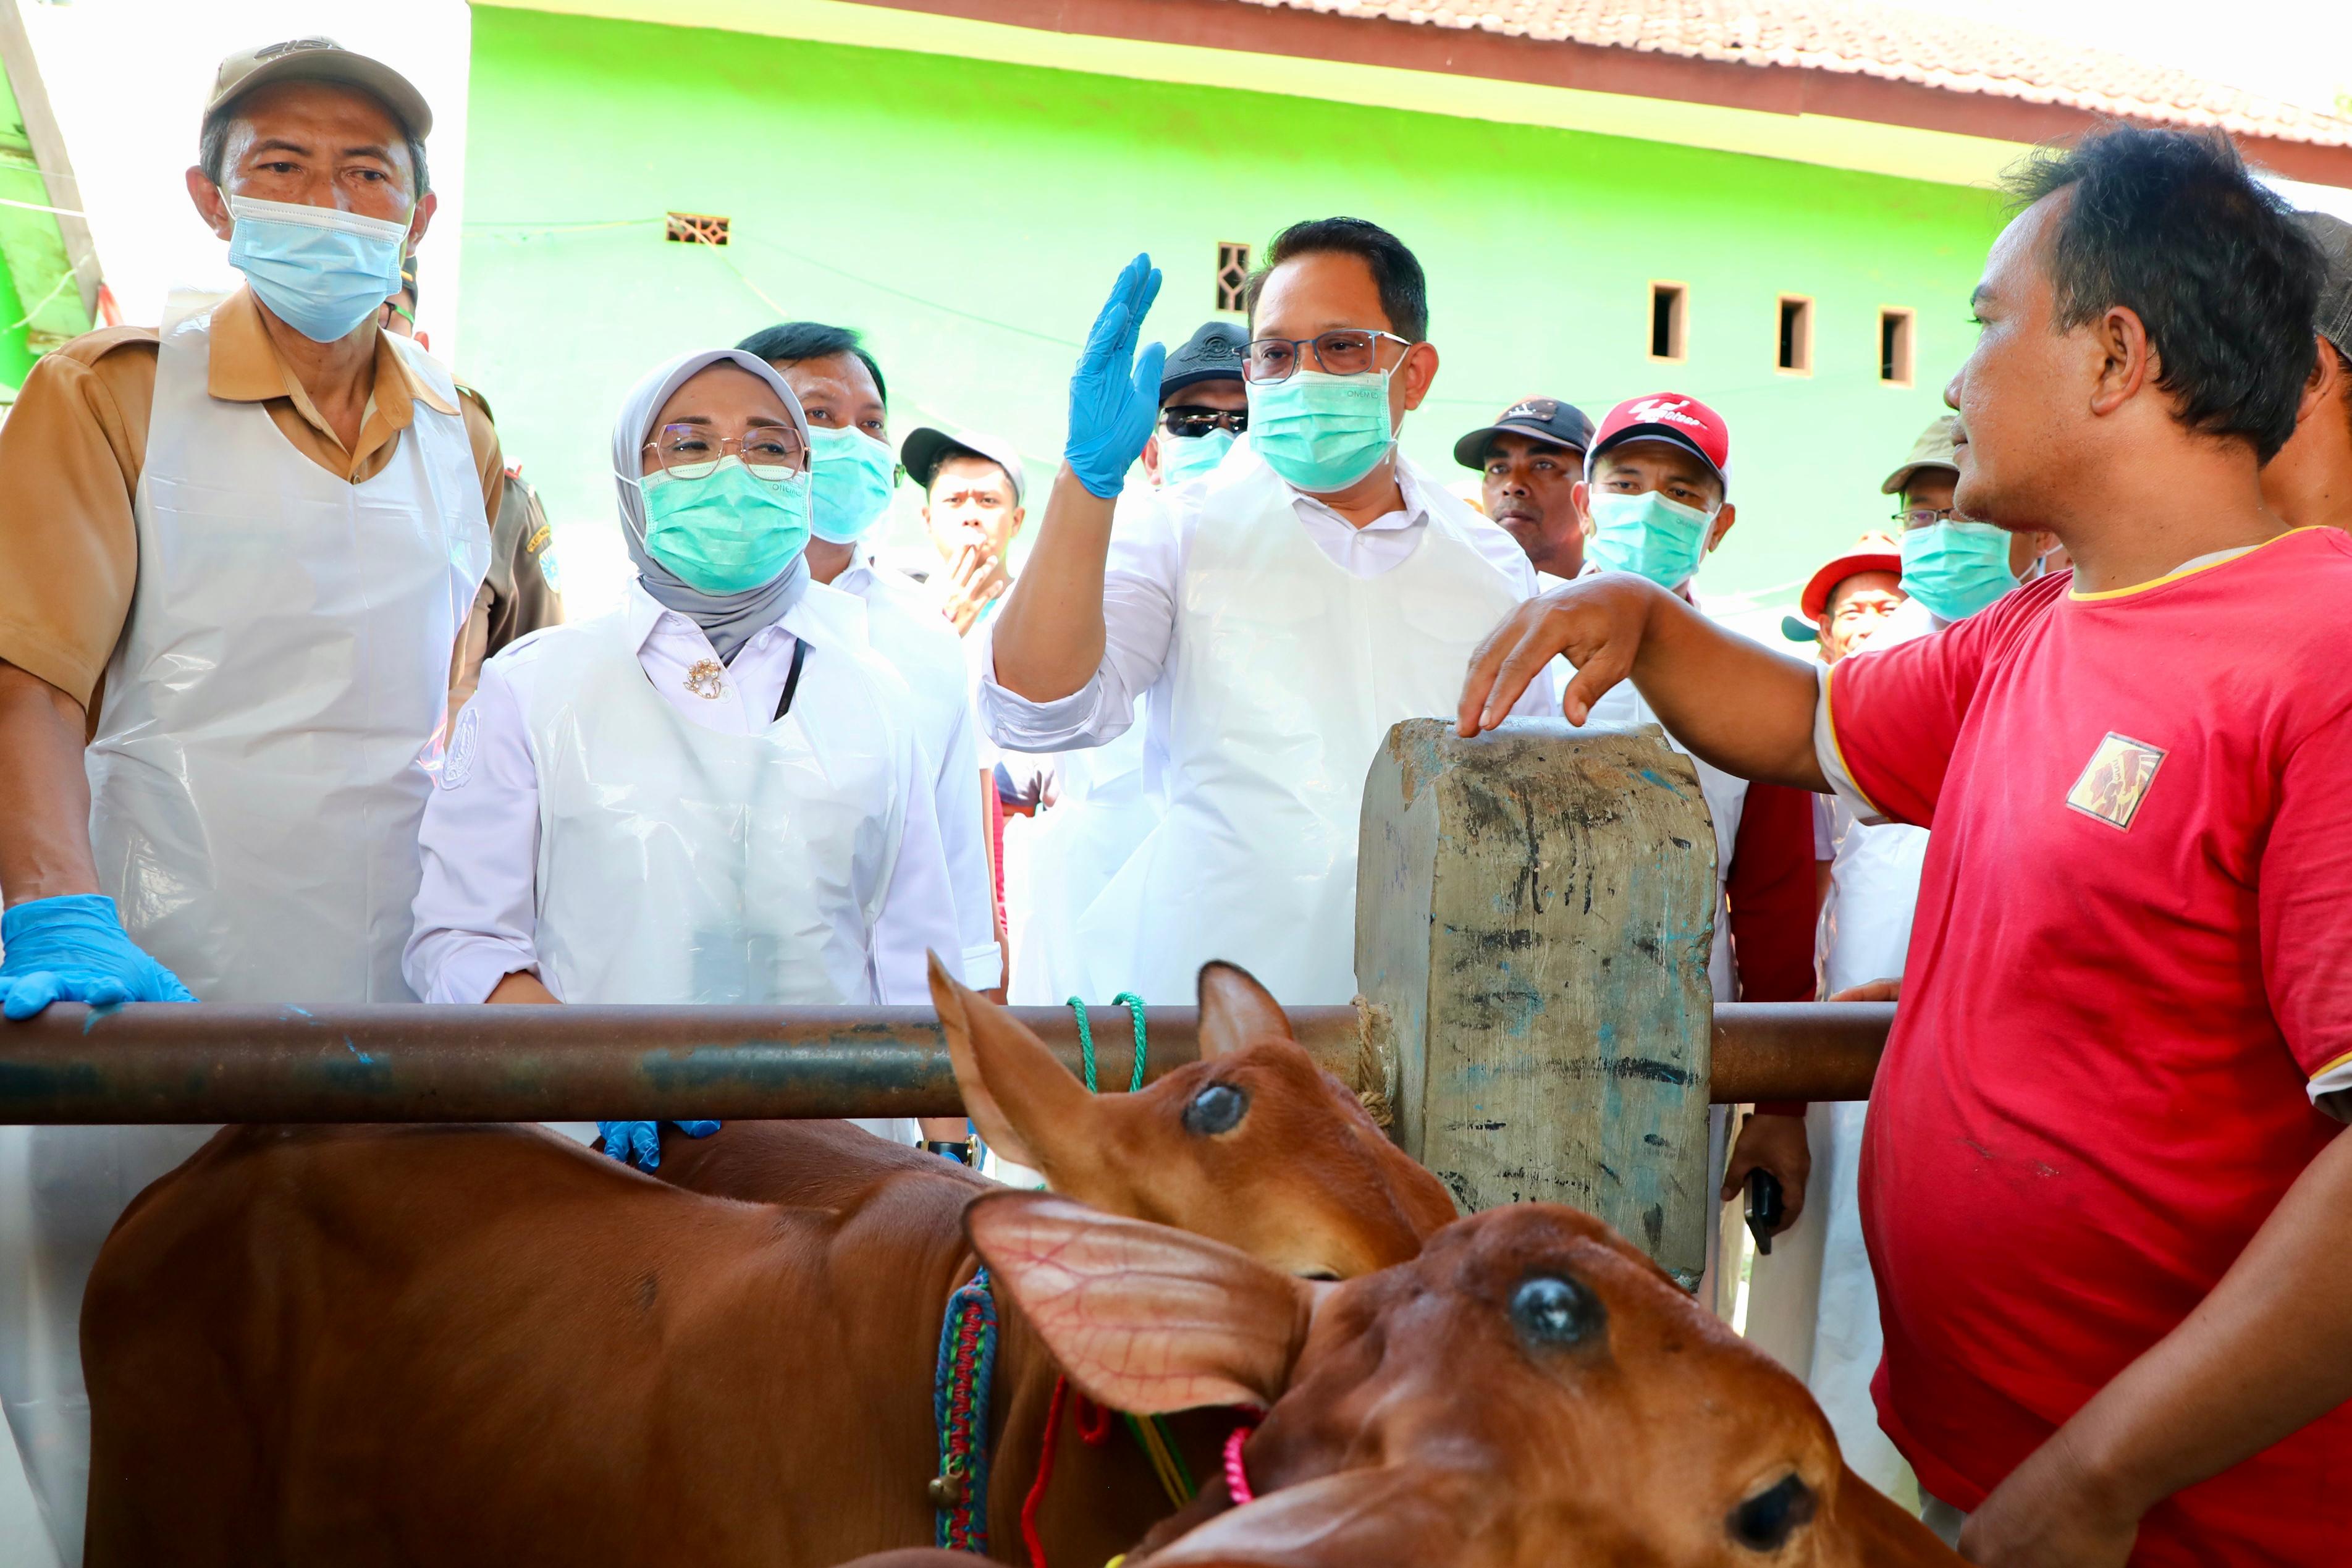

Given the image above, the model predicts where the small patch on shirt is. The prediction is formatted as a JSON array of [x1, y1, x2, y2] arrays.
[[2065, 732, 2165, 831], [440, 705, 479, 791]]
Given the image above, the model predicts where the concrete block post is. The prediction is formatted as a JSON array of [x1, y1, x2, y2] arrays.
[[1355, 717, 1720, 1288]]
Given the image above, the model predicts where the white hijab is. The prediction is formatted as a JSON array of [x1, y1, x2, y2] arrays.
[[612, 347, 812, 662]]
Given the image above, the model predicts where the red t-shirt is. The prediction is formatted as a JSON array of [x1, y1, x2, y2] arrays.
[[1826, 529, 2352, 1564]]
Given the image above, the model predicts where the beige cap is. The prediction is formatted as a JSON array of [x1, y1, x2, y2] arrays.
[[1880, 414, 1959, 495], [208, 37, 432, 140]]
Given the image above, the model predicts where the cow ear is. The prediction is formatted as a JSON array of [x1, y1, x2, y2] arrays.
[[1196, 961, 1295, 1060], [1145, 1468, 1478, 1567], [930, 953, 1087, 1173], [1832, 1465, 1957, 1564], [967, 1191, 1312, 1412]]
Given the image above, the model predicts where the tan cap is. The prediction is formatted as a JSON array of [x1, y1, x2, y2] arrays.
[[1879, 414, 1958, 496], [208, 38, 432, 140]]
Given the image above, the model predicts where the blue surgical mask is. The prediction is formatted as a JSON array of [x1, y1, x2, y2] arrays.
[[1246, 370, 1396, 494], [1158, 427, 1235, 487], [226, 194, 409, 344], [807, 425, 896, 544], [1586, 490, 1715, 589], [638, 455, 812, 594], [1900, 519, 2017, 622]]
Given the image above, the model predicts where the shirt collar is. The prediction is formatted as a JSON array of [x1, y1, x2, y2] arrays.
[[623, 577, 797, 663], [1284, 452, 1432, 534], [206, 285, 458, 435]]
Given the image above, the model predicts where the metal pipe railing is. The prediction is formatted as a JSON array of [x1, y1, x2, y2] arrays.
[[0, 1001, 1890, 1124]]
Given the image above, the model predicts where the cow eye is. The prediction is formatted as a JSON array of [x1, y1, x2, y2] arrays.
[[1182, 1082, 1249, 1136], [1509, 1274, 1604, 1348], [1727, 1474, 1815, 1553]]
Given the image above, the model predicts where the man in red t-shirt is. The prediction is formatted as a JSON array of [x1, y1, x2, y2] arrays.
[[1459, 126, 2350, 1567]]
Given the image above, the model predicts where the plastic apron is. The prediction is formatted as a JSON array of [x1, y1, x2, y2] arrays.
[[516, 608, 917, 1145], [1005, 723, 1160, 1006], [1071, 449, 1524, 1007], [0, 298, 488, 1566]]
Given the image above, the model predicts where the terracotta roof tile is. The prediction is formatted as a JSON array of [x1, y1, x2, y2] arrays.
[[1233, 0, 2352, 148]]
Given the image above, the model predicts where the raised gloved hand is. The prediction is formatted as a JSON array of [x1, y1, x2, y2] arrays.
[[596, 1119, 721, 1173], [1063, 253, 1166, 499], [0, 893, 198, 1020]]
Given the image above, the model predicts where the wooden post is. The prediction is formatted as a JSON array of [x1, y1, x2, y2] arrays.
[[1356, 718, 1719, 1289]]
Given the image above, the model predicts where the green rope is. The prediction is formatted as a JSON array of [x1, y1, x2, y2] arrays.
[[1066, 993, 1149, 1094]]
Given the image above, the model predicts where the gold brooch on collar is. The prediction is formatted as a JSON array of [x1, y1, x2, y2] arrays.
[[684, 659, 725, 699]]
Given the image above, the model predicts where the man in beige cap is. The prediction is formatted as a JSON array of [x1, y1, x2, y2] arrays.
[[2261, 211, 2352, 533], [1878, 415, 2057, 638], [0, 40, 496, 1562]]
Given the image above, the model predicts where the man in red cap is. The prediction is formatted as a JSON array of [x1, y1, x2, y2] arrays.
[[1570, 391, 1819, 1319], [1747, 529, 1913, 1493], [1790, 534, 1905, 665]]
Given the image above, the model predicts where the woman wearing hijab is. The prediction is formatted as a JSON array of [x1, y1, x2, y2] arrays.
[[404, 348, 958, 1166]]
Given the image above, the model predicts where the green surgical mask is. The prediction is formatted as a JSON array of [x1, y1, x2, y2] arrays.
[[1246, 369, 1396, 494], [640, 455, 812, 594], [1586, 490, 1714, 589], [1158, 427, 1235, 487], [1900, 519, 2017, 622], [808, 425, 896, 544]]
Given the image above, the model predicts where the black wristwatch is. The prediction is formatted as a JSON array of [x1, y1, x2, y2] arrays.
[[924, 1139, 974, 1165]]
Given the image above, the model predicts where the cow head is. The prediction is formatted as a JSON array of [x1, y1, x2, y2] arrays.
[[966, 1193, 1960, 1568], [927, 956, 1453, 1279]]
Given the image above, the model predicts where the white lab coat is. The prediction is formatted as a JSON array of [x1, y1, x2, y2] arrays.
[[1741, 613, 1934, 1496], [0, 297, 489, 1566]]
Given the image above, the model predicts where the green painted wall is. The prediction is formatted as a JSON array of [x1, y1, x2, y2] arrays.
[[459, 6, 2004, 619]]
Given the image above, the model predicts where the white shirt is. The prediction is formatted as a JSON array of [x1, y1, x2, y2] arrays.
[[830, 553, 1005, 988], [404, 580, 959, 1006], [979, 453, 1557, 753]]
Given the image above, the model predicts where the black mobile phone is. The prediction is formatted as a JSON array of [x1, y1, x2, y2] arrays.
[[1745, 1169, 1785, 1256]]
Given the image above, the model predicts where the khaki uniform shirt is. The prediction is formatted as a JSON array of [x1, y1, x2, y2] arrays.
[[0, 286, 503, 725]]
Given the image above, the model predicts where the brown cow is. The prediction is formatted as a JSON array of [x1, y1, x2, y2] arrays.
[[838, 1192, 1962, 1568], [80, 959, 1454, 1568]]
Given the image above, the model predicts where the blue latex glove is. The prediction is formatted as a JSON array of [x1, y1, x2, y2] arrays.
[[1063, 253, 1167, 499], [0, 894, 198, 1021], [596, 1119, 720, 1173]]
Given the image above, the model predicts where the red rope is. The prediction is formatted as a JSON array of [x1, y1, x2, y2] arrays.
[[1075, 1392, 1116, 1446], [1020, 1374, 1071, 1568]]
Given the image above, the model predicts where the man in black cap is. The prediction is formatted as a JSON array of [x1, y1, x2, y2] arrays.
[[900, 426, 1026, 637], [1454, 396, 1595, 581], [2263, 210, 2352, 534], [1142, 321, 1247, 488]]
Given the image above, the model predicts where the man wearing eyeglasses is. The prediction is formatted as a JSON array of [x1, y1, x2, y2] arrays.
[[984, 219, 1552, 1008], [1881, 415, 2059, 638]]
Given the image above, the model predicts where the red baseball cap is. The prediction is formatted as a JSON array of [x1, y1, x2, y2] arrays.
[[1587, 393, 1731, 494], [1799, 532, 1904, 623]]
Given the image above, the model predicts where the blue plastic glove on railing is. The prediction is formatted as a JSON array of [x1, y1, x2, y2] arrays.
[[1063, 253, 1167, 499], [0, 893, 199, 1021], [596, 1119, 721, 1173]]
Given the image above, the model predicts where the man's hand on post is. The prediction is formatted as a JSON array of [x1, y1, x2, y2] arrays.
[[1063, 253, 1166, 500], [1457, 573, 1660, 736]]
